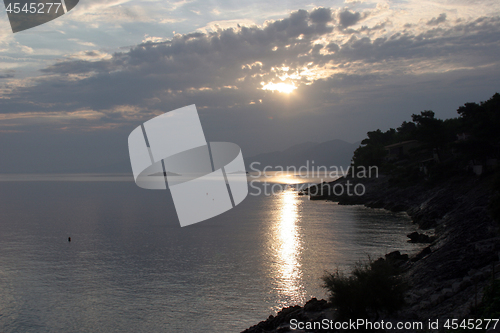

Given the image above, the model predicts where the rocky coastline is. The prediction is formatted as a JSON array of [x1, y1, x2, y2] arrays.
[[243, 173, 500, 332]]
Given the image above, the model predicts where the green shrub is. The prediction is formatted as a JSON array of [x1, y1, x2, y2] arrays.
[[322, 259, 407, 320]]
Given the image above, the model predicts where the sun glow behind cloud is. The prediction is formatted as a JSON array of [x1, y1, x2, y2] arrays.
[[261, 82, 297, 94]]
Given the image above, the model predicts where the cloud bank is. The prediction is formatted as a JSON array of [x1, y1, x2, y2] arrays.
[[1, 4, 500, 170]]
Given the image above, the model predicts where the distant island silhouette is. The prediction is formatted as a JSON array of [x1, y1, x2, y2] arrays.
[[245, 139, 360, 170], [148, 171, 181, 177]]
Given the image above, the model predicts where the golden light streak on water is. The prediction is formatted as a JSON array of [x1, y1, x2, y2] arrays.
[[269, 189, 305, 309]]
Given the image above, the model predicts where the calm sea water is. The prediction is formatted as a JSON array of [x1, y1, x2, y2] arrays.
[[0, 177, 422, 332]]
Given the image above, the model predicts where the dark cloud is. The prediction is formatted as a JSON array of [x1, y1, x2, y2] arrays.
[[427, 13, 447, 26], [5, 9, 339, 114], [0, 74, 14, 79], [332, 16, 500, 65], [338, 9, 362, 28], [1, 9, 500, 161], [309, 7, 333, 24], [4, 13, 499, 117], [359, 20, 389, 33], [41, 60, 115, 74], [326, 42, 340, 52], [262, 8, 334, 38]]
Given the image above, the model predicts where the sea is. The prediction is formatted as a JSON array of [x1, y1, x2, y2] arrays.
[[0, 173, 423, 332]]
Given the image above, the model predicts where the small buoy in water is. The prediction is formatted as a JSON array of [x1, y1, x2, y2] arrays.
[[68, 237, 71, 242]]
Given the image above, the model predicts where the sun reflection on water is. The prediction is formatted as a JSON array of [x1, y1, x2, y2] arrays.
[[269, 189, 305, 309]]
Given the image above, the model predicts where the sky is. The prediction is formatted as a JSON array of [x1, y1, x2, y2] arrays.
[[1, 0, 500, 173]]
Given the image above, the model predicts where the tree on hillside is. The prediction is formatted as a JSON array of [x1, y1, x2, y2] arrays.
[[352, 129, 396, 167], [456, 93, 500, 160], [458, 93, 500, 143], [411, 110, 448, 149], [396, 121, 416, 142], [352, 92, 499, 169]]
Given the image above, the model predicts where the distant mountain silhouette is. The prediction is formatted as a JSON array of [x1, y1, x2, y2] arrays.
[[83, 139, 360, 173], [246, 139, 360, 170]]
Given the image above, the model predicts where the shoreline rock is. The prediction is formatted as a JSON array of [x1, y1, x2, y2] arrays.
[[407, 231, 436, 243], [242, 298, 333, 333]]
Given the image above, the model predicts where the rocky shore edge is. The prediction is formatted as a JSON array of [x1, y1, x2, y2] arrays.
[[243, 173, 500, 332]]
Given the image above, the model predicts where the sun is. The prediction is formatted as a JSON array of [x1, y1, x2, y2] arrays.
[[261, 82, 297, 94]]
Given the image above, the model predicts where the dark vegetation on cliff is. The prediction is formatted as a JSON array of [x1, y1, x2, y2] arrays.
[[322, 257, 407, 321], [352, 93, 500, 178]]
